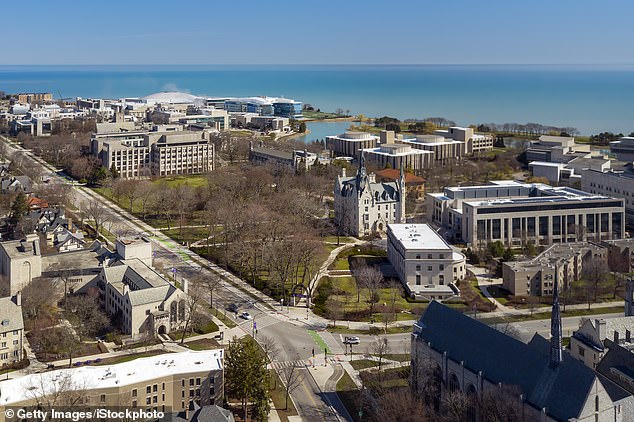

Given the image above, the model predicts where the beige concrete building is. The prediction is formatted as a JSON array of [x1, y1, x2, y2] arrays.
[[582, 166, 634, 227], [326, 131, 379, 158], [433, 126, 494, 154], [362, 143, 434, 172], [16, 92, 52, 103], [115, 236, 153, 267], [92, 127, 215, 179], [97, 258, 188, 339], [387, 224, 465, 301], [0, 294, 24, 366], [502, 242, 606, 296], [401, 134, 465, 164], [0, 350, 224, 418], [150, 132, 214, 177], [334, 160, 405, 237], [0, 235, 42, 296]]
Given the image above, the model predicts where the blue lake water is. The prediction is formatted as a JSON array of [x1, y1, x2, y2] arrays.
[[1, 65, 633, 135]]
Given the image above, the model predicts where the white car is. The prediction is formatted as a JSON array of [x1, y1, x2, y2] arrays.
[[240, 312, 253, 320], [344, 336, 360, 345]]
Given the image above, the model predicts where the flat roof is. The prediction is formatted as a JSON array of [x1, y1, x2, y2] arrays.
[[0, 350, 223, 406], [389, 223, 451, 251], [363, 146, 433, 157]]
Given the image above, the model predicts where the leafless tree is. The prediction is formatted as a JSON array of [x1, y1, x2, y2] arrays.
[[480, 384, 524, 421], [64, 295, 110, 340], [325, 297, 343, 327], [371, 336, 391, 371], [196, 274, 223, 315], [21, 278, 57, 321], [368, 387, 428, 422], [180, 286, 204, 345], [356, 262, 384, 315], [279, 363, 303, 410], [25, 371, 88, 408], [582, 257, 609, 308], [81, 200, 111, 240]]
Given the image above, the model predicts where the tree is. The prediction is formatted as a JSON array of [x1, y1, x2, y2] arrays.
[[9, 191, 29, 226], [180, 286, 204, 345], [371, 336, 391, 371], [582, 258, 609, 308], [325, 297, 343, 327], [21, 278, 57, 321], [298, 122, 306, 133], [356, 262, 384, 316], [82, 200, 110, 240], [481, 384, 524, 421], [280, 363, 302, 410], [64, 295, 110, 340], [225, 336, 271, 421], [196, 274, 223, 315]]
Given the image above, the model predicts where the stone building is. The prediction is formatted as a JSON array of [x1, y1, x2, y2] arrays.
[[0, 235, 42, 296], [334, 157, 405, 237], [0, 293, 24, 366]]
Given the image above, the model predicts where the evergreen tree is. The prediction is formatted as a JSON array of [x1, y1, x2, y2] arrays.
[[226, 337, 271, 421], [10, 192, 29, 225]]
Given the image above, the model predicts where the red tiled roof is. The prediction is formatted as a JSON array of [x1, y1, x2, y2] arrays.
[[375, 168, 425, 183]]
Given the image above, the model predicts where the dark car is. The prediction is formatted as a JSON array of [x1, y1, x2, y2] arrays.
[[228, 303, 239, 313]]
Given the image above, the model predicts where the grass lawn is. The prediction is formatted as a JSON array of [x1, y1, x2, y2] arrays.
[[336, 371, 362, 422], [350, 359, 380, 370], [322, 236, 357, 244], [327, 325, 413, 335], [94, 350, 171, 366], [480, 305, 625, 325], [186, 338, 222, 351], [213, 309, 238, 328], [382, 354, 411, 362], [269, 369, 298, 422]]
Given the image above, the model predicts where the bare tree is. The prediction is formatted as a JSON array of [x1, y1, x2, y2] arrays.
[[481, 384, 524, 422], [356, 261, 384, 316], [279, 363, 302, 410], [582, 257, 609, 308], [180, 286, 204, 345], [371, 336, 391, 371], [196, 274, 223, 315], [325, 297, 343, 328], [81, 200, 110, 240]]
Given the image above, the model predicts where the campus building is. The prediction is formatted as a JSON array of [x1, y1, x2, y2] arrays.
[[0, 294, 24, 366], [91, 126, 215, 179], [0, 234, 42, 296], [325, 131, 379, 158], [387, 224, 464, 301], [428, 181, 625, 246], [401, 134, 465, 164], [248, 143, 315, 171], [334, 158, 405, 237], [610, 136, 634, 162], [502, 242, 607, 296], [15, 92, 52, 103], [433, 126, 494, 154], [582, 166, 634, 227], [411, 301, 634, 422], [0, 350, 224, 417], [362, 137, 434, 172]]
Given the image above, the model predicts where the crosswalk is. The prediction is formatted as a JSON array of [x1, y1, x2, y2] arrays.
[[269, 359, 309, 370]]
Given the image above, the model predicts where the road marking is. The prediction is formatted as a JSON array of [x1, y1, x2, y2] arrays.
[[308, 330, 331, 354]]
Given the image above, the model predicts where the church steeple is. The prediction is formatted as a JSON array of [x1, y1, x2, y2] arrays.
[[550, 271, 563, 367], [356, 151, 367, 194]]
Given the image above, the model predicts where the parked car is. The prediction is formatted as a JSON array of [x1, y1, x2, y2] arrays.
[[228, 303, 239, 313], [240, 312, 253, 320], [344, 336, 360, 345]]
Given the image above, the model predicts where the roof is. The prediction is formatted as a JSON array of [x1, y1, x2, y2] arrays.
[[0, 296, 23, 334], [597, 339, 634, 395], [388, 224, 453, 251], [171, 405, 235, 422], [142, 91, 204, 104], [414, 301, 620, 421], [375, 168, 425, 184], [0, 350, 224, 406]]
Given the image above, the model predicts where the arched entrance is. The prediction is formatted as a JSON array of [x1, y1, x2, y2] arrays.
[[290, 284, 310, 307], [158, 325, 167, 335]]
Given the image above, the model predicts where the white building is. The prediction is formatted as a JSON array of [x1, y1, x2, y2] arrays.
[[334, 159, 405, 237], [433, 126, 494, 154], [428, 180, 625, 247], [387, 224, 465, 301], [570, 316, 634, 369], [582, 166, 634, 226], [0, 294, 24, 366], [326, 131, 379, 158], [362, 143, 434, 172]]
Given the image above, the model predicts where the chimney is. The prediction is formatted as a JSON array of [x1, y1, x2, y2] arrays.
[[597, 319, 607, 342], [368, 173, 376, 183], [123, 284, 129, 295], [12, 291, 21, 306], [182, 278, 188, 294], [380, 130, 395, 145], [341, 167, 346, 178], [626, 329, 631, 343], [614, 331, 620, 343]]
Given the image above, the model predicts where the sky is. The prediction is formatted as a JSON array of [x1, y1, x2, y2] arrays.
[[4, 0, 634, 65]]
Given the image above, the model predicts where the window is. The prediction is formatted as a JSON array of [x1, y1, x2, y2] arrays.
[[439, 264, 444, 271], [427, 266, 432, 271], [189, 379, 194, 386], [416, 255, 421, 259], [153, 396, 157, 404], [162, 383, 165, 390], [196, 378, 201, 386], [427, 254, 433, 259], [578, 347, 585, 357], [146, 397, 151, 405], [439, 254, 445, 259], [416, 265, 421, 271], [132, 389, 137, 398], [132, 400, 137, 408], [416, 275, 421, 285], [190, 389, 194, 397], [146, 386, 151, 394], [153, 384, 158, 393], [100, 394, 106, 403]]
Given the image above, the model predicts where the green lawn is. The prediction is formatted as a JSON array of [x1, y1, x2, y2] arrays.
[[269, 369, 299, 422], [336, 371, 362, 422], [480, 305, 625, 325], [186, 338, 221, 351], [350, 359, 380, 370]]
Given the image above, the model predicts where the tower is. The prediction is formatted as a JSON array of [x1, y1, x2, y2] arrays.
[[550, 271, 563, 367], [397, 162, 406, 223], [626, 278, 634, 316]]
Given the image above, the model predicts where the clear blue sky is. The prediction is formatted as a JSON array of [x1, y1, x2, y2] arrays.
[[6, 0, 634, 65]]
